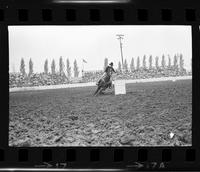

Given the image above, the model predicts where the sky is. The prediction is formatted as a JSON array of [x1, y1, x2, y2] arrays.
[[9, 25, 192, 76]]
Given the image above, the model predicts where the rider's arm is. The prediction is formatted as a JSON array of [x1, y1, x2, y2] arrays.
[[112, 67, 116, 73]]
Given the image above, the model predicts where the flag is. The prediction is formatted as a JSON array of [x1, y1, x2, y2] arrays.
[[83, 59, 87, 63]]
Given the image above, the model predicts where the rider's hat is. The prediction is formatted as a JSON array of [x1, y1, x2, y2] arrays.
[[109, 62, 113, 66]]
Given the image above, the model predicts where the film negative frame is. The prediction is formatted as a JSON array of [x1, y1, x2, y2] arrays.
[[0, 0, 200, 171]]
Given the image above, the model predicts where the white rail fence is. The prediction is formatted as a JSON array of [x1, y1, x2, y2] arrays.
[[10, 76, 192, 93]]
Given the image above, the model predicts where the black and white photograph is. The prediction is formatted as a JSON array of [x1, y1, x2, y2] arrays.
[[9, 26, 192, 147]]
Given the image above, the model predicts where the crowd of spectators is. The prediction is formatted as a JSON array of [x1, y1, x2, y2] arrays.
[[9, 67, 191, 88], [82, 71, 104, 83], [82, 67, 190, 82], [9, 73, 69, 88], [114, 67, 188, 80]]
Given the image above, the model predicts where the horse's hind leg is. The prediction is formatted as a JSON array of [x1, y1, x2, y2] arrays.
[[98, 88, 104, 95], [99, 87, 106, 94]]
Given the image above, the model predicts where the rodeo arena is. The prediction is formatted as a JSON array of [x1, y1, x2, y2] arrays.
[[9, 53, 192, 147]]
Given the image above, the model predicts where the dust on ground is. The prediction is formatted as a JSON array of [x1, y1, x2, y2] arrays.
[[9, 80, 192, 146]]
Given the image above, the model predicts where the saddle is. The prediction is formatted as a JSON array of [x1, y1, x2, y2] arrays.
[[97, 72, 111, 88], [101, 73, 110, 83]]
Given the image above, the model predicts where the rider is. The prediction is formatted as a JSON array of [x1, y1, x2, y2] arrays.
[[97, 62, 116, 88]]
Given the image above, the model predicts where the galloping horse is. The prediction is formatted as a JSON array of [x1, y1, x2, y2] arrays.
[[93, 69, 113, 96]]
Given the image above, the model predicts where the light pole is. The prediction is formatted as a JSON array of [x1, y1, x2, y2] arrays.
[[116, 34, 124, 71]]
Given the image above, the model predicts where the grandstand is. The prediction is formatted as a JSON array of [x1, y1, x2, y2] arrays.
[[9, 67, 191, 88]]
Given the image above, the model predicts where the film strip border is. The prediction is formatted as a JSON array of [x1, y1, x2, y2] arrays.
[[1, 0, 200, 170], [0, 5, 200, 24], [0, 148, 199, 169]]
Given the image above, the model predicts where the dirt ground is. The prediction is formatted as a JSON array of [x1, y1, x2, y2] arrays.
[[9, 79, 192, 147]]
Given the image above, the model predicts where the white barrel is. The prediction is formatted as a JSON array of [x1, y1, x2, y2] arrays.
[[114, 80, 126, 95]]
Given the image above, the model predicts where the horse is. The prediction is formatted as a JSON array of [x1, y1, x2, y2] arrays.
[[93, 69, 114, 96]]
